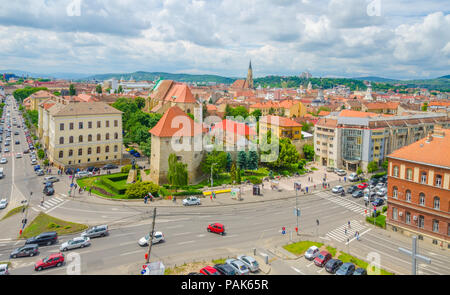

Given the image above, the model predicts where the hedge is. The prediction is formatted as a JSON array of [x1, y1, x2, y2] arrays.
[[366, 215, 386, 228], [371, 172, 387, 179], [172, 190, 203, 196], [99, 174, 128, 195]]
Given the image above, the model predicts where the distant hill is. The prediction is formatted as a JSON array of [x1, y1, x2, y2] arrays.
[[438, 75, 450, 79], [0, 70, 88, 80], [83, 71, 237, 84], [352, 76, 396, 83]]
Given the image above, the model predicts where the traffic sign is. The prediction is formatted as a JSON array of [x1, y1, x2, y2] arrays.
[[282, 230, 286, 235], [142, 265, 147, 269], [282, 227, 286, 235], [141, 269, 147, 275]]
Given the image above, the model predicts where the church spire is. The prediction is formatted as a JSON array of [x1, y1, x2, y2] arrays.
[[246, 60, 254, 89]]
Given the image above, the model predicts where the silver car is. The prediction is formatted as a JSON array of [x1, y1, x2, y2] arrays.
[[0, 264, 9, 275], [237, 255, 259, 272], [81, 225, 108, 238], [0, 198, 8, 209], [60, 237, 90, 251], [225, 259, 249, 275]]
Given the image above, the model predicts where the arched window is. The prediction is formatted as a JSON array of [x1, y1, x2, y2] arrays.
[[393, 186, 398, 199], [105, 146, 110, 153], [79, 135, 83, 143], [69, 136, 74, 144], [88, 134, 92, 142], [96, 146, 101, 154], [421, 172, 427, 184], [59, 137, 64, 144], [78, 148, 82, 156], [114, 132, 118, 139], [114, 145, 118, 152], [106, 133, 110, 140], [69, 149, 73, 157], [418, 216, 424, 228], [97, 134, 101, 141], [405, 190, 411, 202], [58, 151, 63, 158], [87, 147, 92, 155], [393, 166, 399, 177], [419, 193, 425, 206], [433, 197, 440, 210], [435, 175, 442, 187]]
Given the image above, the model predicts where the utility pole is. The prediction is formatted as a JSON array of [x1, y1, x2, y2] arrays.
[[210, 163, 217, 188], [20, 192, 32, 236], [295, 187, 299, 236], [398, 236, 431, 275], [145, 207, 157, 264]]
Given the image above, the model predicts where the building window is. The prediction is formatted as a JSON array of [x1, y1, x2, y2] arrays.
[[405, 190, 411, 202], [433, 220, 439, 233], [114, 145, 118, 152], [419, 193, 425, 206], [59, 137, 64, 144], [106, 133, 110, 140], [88, 134, 92, 142], [114, 132, 118, 140], [88, 121, 92, 129], [393, 166, 399, 177], [70, 123, 74, 130], [105, 146, 110, 153], [87, 147, 92, 155], [106, 120, 110, 128], [406, 168, 412, 180], [421, 172, 427, 184], [418, 215, 424, 229], [392, 207, 398, 220], [69, 136, 74, 144], [59, 123, 64, 131], [393, 186, 398, 199], [97, 147, 101, 154], [97, 134, 101, 141], [58, 151, 63, 158], [435, 175, 442, 187], [69, 149, 73, 157], [79, 135, 83, 143], [79, 122, 83, 129], [97, 121, 101, 128], [78, 148, 82, 156], [406, 212, 411, 224], [114, 120, 118, 127], [433, 197, 440, 210]]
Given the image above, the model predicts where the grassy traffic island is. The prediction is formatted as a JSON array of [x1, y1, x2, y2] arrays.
[[164, 258, 227, 275], [20, 212, 88, 239], [1, 205, 28, 221], [283, 240, 394, 275]]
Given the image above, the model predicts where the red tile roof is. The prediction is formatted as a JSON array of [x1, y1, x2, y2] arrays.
[[149, 106, 205, 137]]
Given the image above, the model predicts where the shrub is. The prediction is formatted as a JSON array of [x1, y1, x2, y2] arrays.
[[172, 190, 203, 196], [371, 171, 387, 179], [43, 159, 49, 165], [47, 222, 60, 229], [382, 206, 388, 213], [125, 181, 160, 199], [282, 170, 290, 176], [245, 175, 262, 184], [158, 187, 169, 197], [366, 215, 386, 228], [121, 165, 132, 173], [99, 174, 128, 195]]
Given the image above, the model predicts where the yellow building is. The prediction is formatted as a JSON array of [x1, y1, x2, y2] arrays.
[[29, 90, 57, 111], [249, 100, 306, 118], [39, 102, 123, 168], [259, 115, 303, 141]]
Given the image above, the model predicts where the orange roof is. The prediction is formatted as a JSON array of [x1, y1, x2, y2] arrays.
[[388, 129, 450, 168], [364, 102, 399, 110], [260, 115, 302, 128], [318, 110, 331, 117], [165, 84, 196, 103], [206, 104, 217, 111], [429, 101, 450, 107], [231, 79, 248, 89], [339, 109, 381, 118], [317, 118, 338, 128], [149, 106, 205, 137]]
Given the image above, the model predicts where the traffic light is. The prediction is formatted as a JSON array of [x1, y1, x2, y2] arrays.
[[144, 253, 148, 260], [22, 218, 27, 224]]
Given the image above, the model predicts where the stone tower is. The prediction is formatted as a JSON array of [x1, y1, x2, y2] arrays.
[[246, 60, 254, 89]]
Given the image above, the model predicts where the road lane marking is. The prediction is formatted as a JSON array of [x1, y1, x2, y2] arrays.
[[177, 240, 195, 245], [196, 234, 206, 238], [45, 200, 68, 214], [345, 228, 372, 245], [317, 268, 325, 273], [31, 207, 39, 212], [119, 241, 136, 246], [306, 262, 314, 267], [173, 232, 192, 236], [119, 250, 142, 256], [0, 238, 12, 241], [166, 225, 184, 229], [291, 266, 304, 274]]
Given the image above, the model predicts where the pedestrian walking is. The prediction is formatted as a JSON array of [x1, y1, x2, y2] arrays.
[[173, 196, 176, 203], [314, 184, 316, 189], [348, 221, 351, 229], [210, 194, 213, 201], [144, 195, 148, 204], [306, 187, 308, 193], [339, 178, 341, 182], [89, 188, 92, 196], [261, 182, 264, 189], [344, 176, 346, 182], [41, 197, 44, 207], [344, 228, 347, 235]]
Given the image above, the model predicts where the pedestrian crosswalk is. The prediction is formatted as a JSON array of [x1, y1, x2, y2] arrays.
[[318, 192, 367, 215], [37, 197, 65, 211], [326, 220, 366, 243]]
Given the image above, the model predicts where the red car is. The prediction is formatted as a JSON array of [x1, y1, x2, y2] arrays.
[[199, 266, 221, 275], [35, 253, 65, 271], [357, 182, 368, 189], [207, 223, 225, 235], [314, 251, 332, 267]]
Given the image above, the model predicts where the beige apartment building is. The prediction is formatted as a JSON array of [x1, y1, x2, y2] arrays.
[[38, 102, 123, 168]]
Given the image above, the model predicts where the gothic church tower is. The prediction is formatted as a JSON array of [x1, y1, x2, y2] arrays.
[[246, 60, 254, 89]]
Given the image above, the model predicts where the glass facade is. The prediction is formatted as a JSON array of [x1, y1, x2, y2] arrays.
[[342, 129, 362, 161]]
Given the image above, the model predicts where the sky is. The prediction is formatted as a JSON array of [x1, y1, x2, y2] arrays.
[[0, 0, 449, 80]]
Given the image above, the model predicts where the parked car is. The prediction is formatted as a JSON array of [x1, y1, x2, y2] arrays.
[[376, 188, 387, 197], [305, 246, 320, 260], [325, 259, 343, 274], [372, 198, 385, 207], [348, 173, 359, 182], [138, 231, 164, 246], [314, 251, 332, 267], [237, 255, 259, 272], [352, 190, 364, 198], [353, 268, 368, 275], [15, 152, 22, 158], [60, 237, 91, 251], [207, 223, 225, 235], [25, 232, 58, 246], [86, 166, 100, 173], [363, 191, 377, 202], [182, 196, 201, 206], [10, 244, 39, 258], [347, 185, 358, 194], [33, 165, 41, 171], [43, 186, 55, 196], [133, 152, 141, 158], [102, 164, 118, 170], [357, 182, 368, 189], [332, 185, 344, 194], [31, 159, 37, 165], [81, 225, 109, 238], [369, 178, 379, 186], [336, 169, 347, 176], [214, 263, 237, 275], [0, 158, 7, 164], [75, 171, 91, 178], [225, 259, 249, 275], [336, 262, 356, 275], [43, 176, 59, 183], [326, 167, 334, 172], [35, 253, 65, 271], [36, 169, 44, 176], [199, 266, 221, 275], [0, 264, 9, 275], [0, 198, 8, 209]]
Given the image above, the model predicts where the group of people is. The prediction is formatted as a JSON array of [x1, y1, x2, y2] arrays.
[[345, 221, 361, 241]]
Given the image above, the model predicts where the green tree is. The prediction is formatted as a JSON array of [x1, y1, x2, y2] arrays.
[[139, 138, 152, 164], [247, 151, 259, 170], [303, 144, 315, 161], [268, 107, 276, 115], [225, 153, 232, 172], [225, 105, 249, 119], [201, 150, 227, 178], [135, 97, 146, 109], [367, 161, 378, 173], [95, 84, 102, 94], [230, 162, 237, 183], [382, 159, 388, 171], [250, 109, 262, 121], [237, 151, 248, 170], [37, 149, 45, 159], [236, 168, 242, 184], [421, 102, 428, 111], [125, 182, 160, 199], [356, 167, 363, 175], [167, 153, 188, 186], [118, 85, 123, 94], [69, 84, 76, 96]]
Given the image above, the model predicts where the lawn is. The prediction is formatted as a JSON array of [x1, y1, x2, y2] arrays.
[[1, 205, 27, 221], [283, 241, 324, 256], [366, 214, 386, 228], [21, 212, 88, 239], [326, 246, 337, 257], [338, 251, 394, 275], [77, 175, 128, 199]]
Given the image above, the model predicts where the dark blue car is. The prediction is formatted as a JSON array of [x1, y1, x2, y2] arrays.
[[372, 198, 384, 207]]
